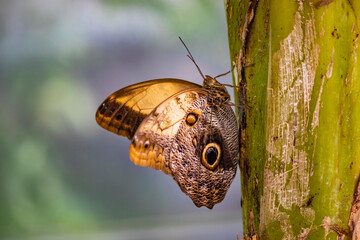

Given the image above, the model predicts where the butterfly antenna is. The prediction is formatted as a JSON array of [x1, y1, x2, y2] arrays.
[[214, 64, 236, 79], [179, 37, 205, 80]]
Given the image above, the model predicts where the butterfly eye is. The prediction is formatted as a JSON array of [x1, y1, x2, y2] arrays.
[[186, 113, 198, 126], [201, 143, 221, 170]]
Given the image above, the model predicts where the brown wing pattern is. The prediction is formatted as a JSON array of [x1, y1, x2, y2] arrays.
[[95, 79, 201, 140], [129, 89, 208, 175]]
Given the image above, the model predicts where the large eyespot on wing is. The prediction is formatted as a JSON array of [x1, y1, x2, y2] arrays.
[[95, 79, 201, 140], [170, 103, 239, 209], [129, 89, 208, 176], [201, 142, 221, 170]]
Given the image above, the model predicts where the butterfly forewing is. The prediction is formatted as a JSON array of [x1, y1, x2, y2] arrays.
[[95, 79, 201, 139]]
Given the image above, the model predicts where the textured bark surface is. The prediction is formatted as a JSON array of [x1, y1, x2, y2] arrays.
[[225, 0, 360, 239]]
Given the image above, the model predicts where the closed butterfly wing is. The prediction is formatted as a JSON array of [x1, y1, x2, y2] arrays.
[[95, 79, 201, 139], [129, 88, 239, 208]]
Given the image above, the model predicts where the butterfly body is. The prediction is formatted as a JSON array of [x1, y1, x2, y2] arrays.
[[96, 76, 238, 208]]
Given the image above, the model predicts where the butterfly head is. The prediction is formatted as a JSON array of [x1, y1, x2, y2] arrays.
[[203, 75, 231, 105]]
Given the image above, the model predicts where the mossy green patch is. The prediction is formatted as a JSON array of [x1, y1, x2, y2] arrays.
[[263, 220, 284, 240]]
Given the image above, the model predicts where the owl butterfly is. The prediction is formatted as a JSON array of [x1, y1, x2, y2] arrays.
[[95, 40, 239, 209]]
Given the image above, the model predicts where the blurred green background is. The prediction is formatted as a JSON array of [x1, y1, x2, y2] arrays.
[[0, 0, 242, 239]]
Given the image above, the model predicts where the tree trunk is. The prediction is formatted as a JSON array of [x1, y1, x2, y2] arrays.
[[225, 0, 360, 239]]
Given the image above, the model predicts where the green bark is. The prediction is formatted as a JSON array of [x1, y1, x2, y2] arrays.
[[225, 0, 360, 239]]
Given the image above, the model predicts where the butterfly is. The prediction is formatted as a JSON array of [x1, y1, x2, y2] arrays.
[[95, 39, 239, 209]]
